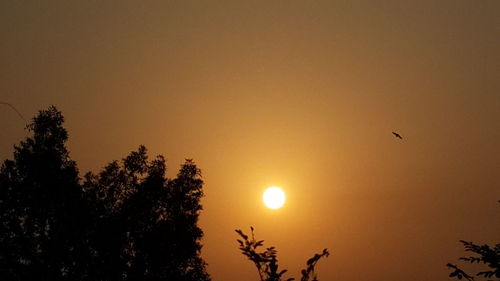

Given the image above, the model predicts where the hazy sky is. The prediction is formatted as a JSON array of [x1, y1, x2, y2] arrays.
[[1, 1, 499, 281]]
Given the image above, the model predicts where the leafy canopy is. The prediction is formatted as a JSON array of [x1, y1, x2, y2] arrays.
[[0, 106, 210, 281]]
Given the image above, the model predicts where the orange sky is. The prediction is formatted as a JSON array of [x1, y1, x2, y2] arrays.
[[1, 1, 499, 281]]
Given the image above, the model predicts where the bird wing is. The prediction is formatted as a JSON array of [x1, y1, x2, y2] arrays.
[[392, 132, 402, 139]]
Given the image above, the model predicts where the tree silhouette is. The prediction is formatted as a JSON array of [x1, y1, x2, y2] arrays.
[[447, 202, 500, 281], [0, 106, 211, 281], [236, 227, 329, 281], [0, 106, 89, 280], [83, 149, 210, 281], [447, 241, 500, 280]]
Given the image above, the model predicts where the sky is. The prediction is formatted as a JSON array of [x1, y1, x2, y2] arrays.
[[1, 1, 499, 280]]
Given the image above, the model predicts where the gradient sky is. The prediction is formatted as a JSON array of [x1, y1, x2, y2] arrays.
[[1, 1, 499, 281]]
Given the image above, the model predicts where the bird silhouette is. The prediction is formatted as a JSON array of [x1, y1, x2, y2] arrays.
[[392, 132, 403, 139], [1, 102, 26, 123]]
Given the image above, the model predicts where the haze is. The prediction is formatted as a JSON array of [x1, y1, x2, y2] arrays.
[[1, 1, 499, 281]]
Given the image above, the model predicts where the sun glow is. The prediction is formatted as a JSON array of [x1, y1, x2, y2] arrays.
[[263, 187, 286, 209]]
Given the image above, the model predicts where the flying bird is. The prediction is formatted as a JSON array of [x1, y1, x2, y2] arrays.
[[392, 131, 403, 139], [1, 102, 26, 123]]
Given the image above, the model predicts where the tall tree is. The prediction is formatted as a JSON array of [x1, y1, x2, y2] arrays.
[[83, 148, 211, 281], [1, 106, 211, 281], [0, 106, 88, 280]]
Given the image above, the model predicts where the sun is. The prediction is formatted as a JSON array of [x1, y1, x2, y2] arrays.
[[263, 186, 286, 209]]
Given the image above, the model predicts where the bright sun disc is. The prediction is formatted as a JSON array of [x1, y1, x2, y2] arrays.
[[263, 187, 286, 209]]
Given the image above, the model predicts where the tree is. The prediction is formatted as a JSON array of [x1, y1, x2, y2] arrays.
[[236, 227, 329, 281], [0, 106, 88, 280], [0, 106, 211, 281], [83, 146, 210, 281], [83, 148, 211, 281], [447, 241, 500, 280], [447, 202, 500, 281]]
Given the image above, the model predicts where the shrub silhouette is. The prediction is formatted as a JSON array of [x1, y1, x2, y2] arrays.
[[236, 227, 329, 281]]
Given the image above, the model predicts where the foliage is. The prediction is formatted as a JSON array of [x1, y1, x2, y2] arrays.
[[0, 106, 87, 280], [447, 240, 500, 281], [300, 248, 330, 281], [236, 227, 329, 281], [83, 149, 210, 281], [0, 106, 210, 281], [447, 201, 500, 281]]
